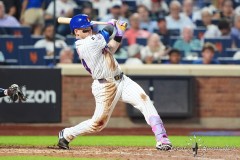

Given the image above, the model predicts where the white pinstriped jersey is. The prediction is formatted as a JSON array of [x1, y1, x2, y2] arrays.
[[75, 33, 122, 80]]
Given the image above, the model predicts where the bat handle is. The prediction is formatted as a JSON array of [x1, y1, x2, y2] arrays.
[[92, 21, 108, 25]]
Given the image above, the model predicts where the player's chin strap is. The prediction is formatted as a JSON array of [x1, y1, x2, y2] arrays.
[[149, 116, 167, 142]]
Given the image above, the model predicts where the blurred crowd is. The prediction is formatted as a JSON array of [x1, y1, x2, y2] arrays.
[[0, 0, 240, 65]]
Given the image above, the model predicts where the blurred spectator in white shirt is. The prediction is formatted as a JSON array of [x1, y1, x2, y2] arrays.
[[0, 51, 5, 63], [125, 44, 143, 65], [91, 0, 121, 18], [182, 0, 201, 22], [34, 24, 67, 56], [235, 6, 240, 15], [100, 2, 128, 30], [141, 33, 166, 64], [45, 0, 77, 36], [231, 13, 240, 48], [202, 7, 221, 38], [166, 0, 195, 30], [233, 51, 240, 60], [0, 1, 20, 27], [45, 0, 77, 19], [137, 4, 158, 33]]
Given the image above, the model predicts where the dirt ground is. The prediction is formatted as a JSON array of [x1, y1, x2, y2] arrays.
[[0, 146, 239, 160]]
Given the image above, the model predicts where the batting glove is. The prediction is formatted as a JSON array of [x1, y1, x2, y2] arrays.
[[107, 19, 117, 26], [115, 20, 128, 37]]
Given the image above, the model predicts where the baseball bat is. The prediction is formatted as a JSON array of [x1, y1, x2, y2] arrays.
[[57, 17, 108, 25]]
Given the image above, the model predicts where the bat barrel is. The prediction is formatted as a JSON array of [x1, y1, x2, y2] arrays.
[[57, 17, 71, 24], [57, 17, 108, 25]]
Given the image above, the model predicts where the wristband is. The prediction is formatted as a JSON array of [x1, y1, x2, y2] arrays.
[[114, 36, 122, 43]]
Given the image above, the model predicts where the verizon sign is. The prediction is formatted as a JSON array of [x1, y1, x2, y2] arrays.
[[0, 68, 61, 123], [0, 87, 57, 104]]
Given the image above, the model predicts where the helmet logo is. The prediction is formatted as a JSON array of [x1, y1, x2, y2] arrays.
[[87, 17, 90, 22]]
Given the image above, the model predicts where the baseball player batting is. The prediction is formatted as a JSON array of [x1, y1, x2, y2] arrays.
[[57, 14, 172, 151], [0, 84, 26, 102]]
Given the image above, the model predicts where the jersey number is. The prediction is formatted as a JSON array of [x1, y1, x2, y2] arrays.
[[81, 59, 92, 74]]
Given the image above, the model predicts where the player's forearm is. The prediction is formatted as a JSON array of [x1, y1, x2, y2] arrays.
[[108, 39, 120, 54], [107, 20, 127, 54]]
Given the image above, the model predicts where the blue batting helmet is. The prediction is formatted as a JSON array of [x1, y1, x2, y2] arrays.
[[70, 14, 93, 33]]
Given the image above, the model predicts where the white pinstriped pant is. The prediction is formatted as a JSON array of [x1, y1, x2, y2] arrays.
[[63, 75, 161, 141]]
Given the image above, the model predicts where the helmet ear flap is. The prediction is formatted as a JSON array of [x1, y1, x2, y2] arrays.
[[71, 29, 75, 35]]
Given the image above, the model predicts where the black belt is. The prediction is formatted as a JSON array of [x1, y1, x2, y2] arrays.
[[98, 72, 123, 83]]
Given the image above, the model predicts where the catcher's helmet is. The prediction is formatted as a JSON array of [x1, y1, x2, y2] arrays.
[[70, 14, 93, 33]]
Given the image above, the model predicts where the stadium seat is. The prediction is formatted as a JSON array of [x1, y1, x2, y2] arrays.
[[18, 46, 46, 65], [169, 36, 180, 46], [122, 0, 137, 12], [233, 1, 240, 9], [53, 47, 62, 57], [222, 48, 239, 57], [74, 0, 89, 6], [182, 59, 194, 64], [43, 0, 52, 9], [195, 20, 219, 27], [204, 38, 232, 55], [195, 20, 204, 27], [161, 59, 169, 64], [73, 7, 82, 15], [66, 35, 76, 46], [116, 58, 127, 64], [44, 56, 60, 66], [190, 49, 202, 57], [168, 29, 180, 36], [44, 18, 54, 25], [0, 27, 31, 45], [121, 38, 129, 47], [73, 48, 81, 63], [235, 38, 240, 48], [30, 35, 44, 45], [154, 29, 180, 36], [153, 29, 159, 34], [217, 57, 240, 64], [0, 36, 23, 64], [194, 27, 206, 39], [136, 38, 147, 46], [43, 48, 62, 65]]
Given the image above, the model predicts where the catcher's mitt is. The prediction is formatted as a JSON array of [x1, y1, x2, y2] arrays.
[[7, 84, 27, 102]]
